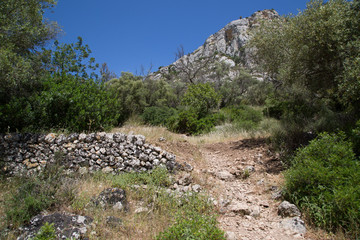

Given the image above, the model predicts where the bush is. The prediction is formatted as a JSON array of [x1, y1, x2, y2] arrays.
[[110, 166, 172, 190], [156, 193, 225, 240], [142, 106, 177, 126], [33, 222, 57, 240], [167, 109, 221, 135], [221, 105, 263, 130], [156, 212, 225, 240], [284, 132, 360, 236], [31, 74, 121, 132], [181, 83, 221, 118]]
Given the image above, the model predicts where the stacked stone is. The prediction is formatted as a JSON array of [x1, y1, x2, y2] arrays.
[[0, 132, 176, 176]]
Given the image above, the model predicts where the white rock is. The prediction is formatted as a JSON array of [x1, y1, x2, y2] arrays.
[[216, 171, 235, 181], [112, 202, 124, 211], [134, 207, 149, 214], [281, 217, 306, 234], [225, 231, 237, 240], [278, 201, 301, 217], [102, 167, 113, 174]]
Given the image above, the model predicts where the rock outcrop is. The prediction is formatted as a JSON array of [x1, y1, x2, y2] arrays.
[[17, 213, 92, 240], [152, 9, 279, 82], [93, 188, 128, 211]]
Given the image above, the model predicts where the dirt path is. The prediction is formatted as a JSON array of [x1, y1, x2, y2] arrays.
[[196, 138, 311, 240]]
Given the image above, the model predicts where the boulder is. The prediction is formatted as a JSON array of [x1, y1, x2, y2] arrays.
[[229, 202, 252, 216], [278, 201, 301, 217], [93, 188, 128, 211], [216, 171, 235, 181], [17, 212, 92, 240]]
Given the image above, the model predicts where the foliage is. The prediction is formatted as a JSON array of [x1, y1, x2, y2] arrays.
[[106, 72, 146, 122], [243, 81, 275, 106], [47, 37, 99, 79], [32, 222, 57, 240], [156, 212, 225, 240], [0, 1, 122, 132], [110, 166, 172, 190], [143, 78, 178, 108], [221, 105, 263, 131], [181, 83, 221, 118], [4, 153, 76, 228], [250, 0, 360, 155], [219, 68, 259, 106], [0, 0, 59, 126], [31, 74, 120, 132], [167, 109, 222, 135], [142, 106, 177, 126], [284, 132, 360, 236], [0, 38, 120, 132], [351, 119, 360, 156]]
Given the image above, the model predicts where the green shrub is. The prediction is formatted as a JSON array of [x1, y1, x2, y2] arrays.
[[181, 83, 221, 118], [221, 105, 263, 131], [284, 132, 360, 236], [167, 109, 221, 135], [31, 74, 121, 132], [142, 106, 177, 126], [156, 212, 225, 240], [32, 222, 57, 240], [156, 193, 224, 240], [110, 166, 172, 190]]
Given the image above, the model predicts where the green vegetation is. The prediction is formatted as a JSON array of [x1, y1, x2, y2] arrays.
[[1, 165, 225, 239], [3, 0, 360, 238], [4, 152, 75, 228], [32, 222, 57, 240], [142, 106, 178, 126], [221, 105, 263, 131], [107, 168, 225, 240], [285, 132, 360, 236], [249, 0, 360, 236], [156, 212, 225, 240], [251, 0, 360, 155]]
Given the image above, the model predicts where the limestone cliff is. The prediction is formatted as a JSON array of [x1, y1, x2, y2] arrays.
[[153, 9, 279, 82]]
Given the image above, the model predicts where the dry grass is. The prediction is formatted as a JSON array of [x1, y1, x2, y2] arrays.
[[113, 117, 279, 147], [69, 174, 175, 239], [112, 124, 186, 144]]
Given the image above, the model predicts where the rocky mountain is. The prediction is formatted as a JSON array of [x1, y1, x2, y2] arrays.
[[152, 9, 279, 83]]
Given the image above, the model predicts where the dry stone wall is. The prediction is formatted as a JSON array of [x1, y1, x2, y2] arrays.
[[0, 132, 177, 176]]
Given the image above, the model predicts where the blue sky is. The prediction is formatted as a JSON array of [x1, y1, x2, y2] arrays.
[[46, 0, 309, 76]]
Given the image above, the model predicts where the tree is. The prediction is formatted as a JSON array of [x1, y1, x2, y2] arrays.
[[249, 0, 360, 153], [172, 46, 216, 84], [0, 0, 59, 106], [100, 62, 117, 82], [106, 72, 147, 120], [181, 83, 221, 118], [250, 0, 354, 101]]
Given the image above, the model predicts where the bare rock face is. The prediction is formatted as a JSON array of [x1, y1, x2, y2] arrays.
[[152, 9, 279, 82], [93, 188, 128, 211], [17, 213, 92, 240], [278, 201, 301, 218]]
